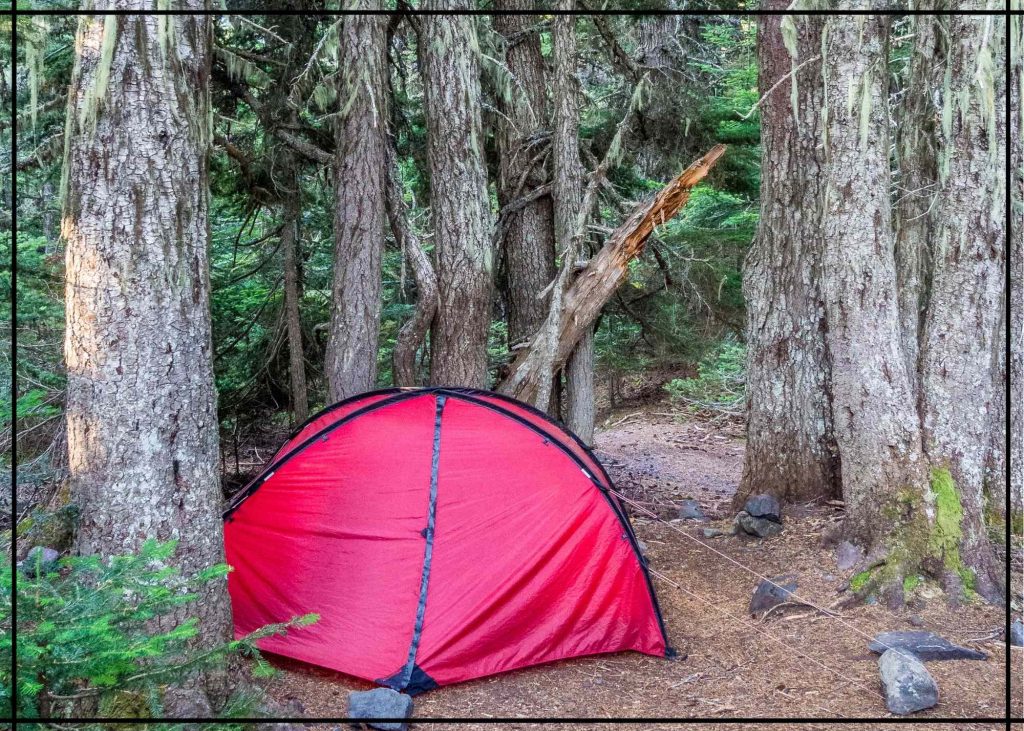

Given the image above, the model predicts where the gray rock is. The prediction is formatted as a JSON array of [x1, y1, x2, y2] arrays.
[[835, 541, 864, 571], [348, 688, 413, 731], [676, 498, 706, 521], [637, 541, 648, 556], [743, 494, 781, 521], [868, 631, 988, 661], [702, 527, 725, 539], [734, 511, 782, 538], [908, 615, 925, 628], [1010, 619, 1023, 647], [878, 649, 938, 715], [748, 574, 798, 615], [18, 546, 60, 577]]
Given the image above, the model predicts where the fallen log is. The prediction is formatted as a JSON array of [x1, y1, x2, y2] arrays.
[[497, 144, 727, 402]]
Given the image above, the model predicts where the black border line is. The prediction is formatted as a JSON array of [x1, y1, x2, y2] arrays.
[[7, 4, 1017, 726]]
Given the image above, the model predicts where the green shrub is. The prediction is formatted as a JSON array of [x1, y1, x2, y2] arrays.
[[664, 339, 746, 418], [2, 538, 317, 719]]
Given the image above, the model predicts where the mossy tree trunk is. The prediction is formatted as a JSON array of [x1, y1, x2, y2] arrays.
[[62, 8, 233, 706], [818, 12, 934, 602], [419, 4, 494, 387], [917, 13, 1006, 600], [327, 6, 389, 401], [737, 7, 839, 505]]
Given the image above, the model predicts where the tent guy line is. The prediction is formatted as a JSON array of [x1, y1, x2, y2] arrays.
[[611, 489, 980, 702]]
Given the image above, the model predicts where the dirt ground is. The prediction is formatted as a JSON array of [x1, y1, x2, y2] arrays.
[[267, 399, 1021, 724]]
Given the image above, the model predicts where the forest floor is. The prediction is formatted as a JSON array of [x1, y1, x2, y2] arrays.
[[266, 384, 1020, 726]]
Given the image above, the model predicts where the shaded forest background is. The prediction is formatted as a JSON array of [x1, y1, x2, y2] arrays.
[[13, 12, 757, 495]]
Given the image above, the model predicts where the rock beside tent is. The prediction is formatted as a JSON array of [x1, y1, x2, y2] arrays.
[[348, 688, 413, 731], [868, 631, 988, 661], [878, 649, 938, 715]]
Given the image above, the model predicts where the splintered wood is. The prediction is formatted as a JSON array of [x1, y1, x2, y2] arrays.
[[499, 145, 727, 402]]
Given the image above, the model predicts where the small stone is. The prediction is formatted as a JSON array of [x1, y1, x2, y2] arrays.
[[868, 631, 988, 661], [734, 511, 782, 538], [676, 498, 706, 521], [348, 688, 413, 731], [743, 494, 781, 521], [637, 540, 648, 555], [907, 615, 925, 628], [18, 546, 60, 577], [748, 574, 798, 615], [878, 649, 938, 715], [1010, 619, 1023, 647], [835, 541, 864, 572], [702, 527, 725, 539]]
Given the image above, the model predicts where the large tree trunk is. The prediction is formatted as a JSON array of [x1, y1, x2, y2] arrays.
[[419, 5, 494, 387], [281, 197, 308, 424], [917, 13, 1006, 600], [326, 9, 389, 401], [499, 145, 725, 402], [494, 3, 555, 349], [736, 9, 838, 506], [551, 10, 595, 442], [893, 12, 941, 384], [819, 12, 929, 559], [1011, 13, 1024, 522], [62, 9, 232, 705]]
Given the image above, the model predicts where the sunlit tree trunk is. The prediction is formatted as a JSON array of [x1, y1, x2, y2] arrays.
[[917, 13, 1006, 600], [327, 7, 389, 401], [62, 9, 232, 705], [420, 4, 494, 387], [819, 11, 930, 568], [737, 8, 838, 505], [1011, 11, 1023, 523]]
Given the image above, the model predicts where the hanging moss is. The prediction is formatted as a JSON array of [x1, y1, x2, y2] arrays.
[[79, 15, 118, 137]]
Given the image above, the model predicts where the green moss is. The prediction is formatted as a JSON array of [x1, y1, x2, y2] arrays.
[[1011, 511, 1024, 537], [927, 467, 976, 599], [903, 574, 922, 593], [850, 570, 872, 592]]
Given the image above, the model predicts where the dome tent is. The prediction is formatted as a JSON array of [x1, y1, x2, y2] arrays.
[[224, 387, 670, 694]]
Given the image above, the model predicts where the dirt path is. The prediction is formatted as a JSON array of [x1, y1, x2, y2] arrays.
[[268, 405, 1017, 723]]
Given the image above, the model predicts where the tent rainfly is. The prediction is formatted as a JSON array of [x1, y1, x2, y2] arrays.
[[224, 387, 671, 694]]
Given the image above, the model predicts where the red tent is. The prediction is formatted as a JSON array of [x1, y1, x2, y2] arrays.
[[224, 387, 670, 693]]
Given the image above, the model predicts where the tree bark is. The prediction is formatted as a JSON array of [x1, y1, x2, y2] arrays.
[[917, 13, 1006, 600], [551, 10, 595, 442], [281, 197, 308, 424], [1011, 14, 1023, 522], [419, 4, 495, 387], [737, 8, 838, 506], [819, 12, 930, 553], [62, 9, 232, 704], [893, 11, 942, 384], [326, 8, 389, 401], [388, 134, 438, 387], [498, 145, 725, 403], [494, 3, 555, 349]]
